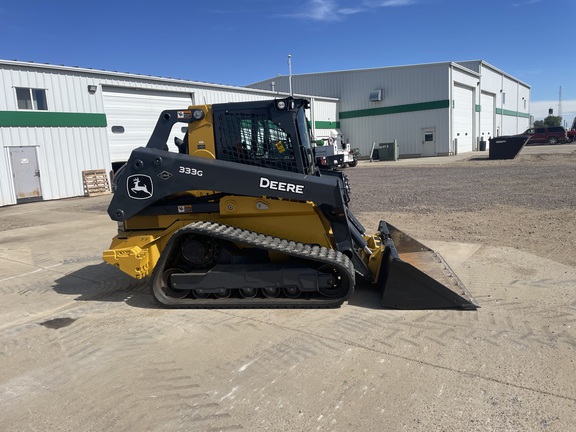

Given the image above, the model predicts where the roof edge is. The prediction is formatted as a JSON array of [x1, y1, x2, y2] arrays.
[[0, 59, 339, 101], [455, 60, 531, 88]]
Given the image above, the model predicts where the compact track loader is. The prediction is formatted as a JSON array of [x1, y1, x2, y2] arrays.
[[103, 97, 478, 309]]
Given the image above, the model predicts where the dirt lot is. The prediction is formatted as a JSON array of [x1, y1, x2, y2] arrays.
[[348, 147, 576, 268], [0, 144, 575, 431]]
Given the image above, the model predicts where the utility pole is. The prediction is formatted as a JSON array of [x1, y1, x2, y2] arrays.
[[288, 54, 293, 96], [558, 85, 563, 125]]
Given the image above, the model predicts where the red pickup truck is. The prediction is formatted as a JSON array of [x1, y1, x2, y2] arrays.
[[568, 129, 576, 143]]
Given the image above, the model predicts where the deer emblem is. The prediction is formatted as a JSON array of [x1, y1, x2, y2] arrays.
[[131, 177, 150, 195], [127, 175, 153, 199]]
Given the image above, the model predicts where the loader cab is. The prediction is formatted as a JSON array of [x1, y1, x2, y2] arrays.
[[212, 98, 315, 175]]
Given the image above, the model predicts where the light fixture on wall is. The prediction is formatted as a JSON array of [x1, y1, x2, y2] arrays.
[[87, 85, 97, 94]]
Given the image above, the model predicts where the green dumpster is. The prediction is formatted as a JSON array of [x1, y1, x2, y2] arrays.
[[378, 142, 398, 161]]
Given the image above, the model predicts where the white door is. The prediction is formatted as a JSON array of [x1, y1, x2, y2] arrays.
[[422, 128, 436, 157], [453, 84, 474, 152], [103, 87, 194, 165], [480, 92, 495, 142], [9, 146, 42, 203]]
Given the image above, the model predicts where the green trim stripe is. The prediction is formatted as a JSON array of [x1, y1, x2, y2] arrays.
[[315, 120, 340, 129], [496, 108, 530, 118], [0, 111, 107, 127], [339, 100, 450, 120]]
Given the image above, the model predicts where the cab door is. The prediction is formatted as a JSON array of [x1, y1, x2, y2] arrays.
[[533, 127, 546, 143]]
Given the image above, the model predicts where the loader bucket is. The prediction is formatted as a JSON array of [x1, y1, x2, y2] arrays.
[[377, 221, 478, 310]]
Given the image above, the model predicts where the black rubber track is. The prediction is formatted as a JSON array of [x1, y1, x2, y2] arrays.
[[151, 221, 356, 309]]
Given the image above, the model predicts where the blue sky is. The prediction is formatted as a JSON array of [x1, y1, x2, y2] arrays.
[[1, 0, 575, 122]]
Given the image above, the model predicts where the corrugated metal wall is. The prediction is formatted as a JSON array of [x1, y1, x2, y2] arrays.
[[344, 109, 450, 157], [249, 61, 531, 156], [249, 63, 453, 157], [1, 65, 103, 113], [0, 146, 13, 205], [0, 61, 336, 206], [459, 61, 531, 138], [1, 63, 112, 205], [1, 59, 530, 207], [0, 127, 109, 202], [309, 99, 339, 139], [250, 63, 450, 109]]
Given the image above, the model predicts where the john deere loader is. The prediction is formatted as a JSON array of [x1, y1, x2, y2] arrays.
[[103, 97, 477, 309]]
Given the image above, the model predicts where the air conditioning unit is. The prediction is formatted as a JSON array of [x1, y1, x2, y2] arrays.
[[369, 89, 383, 102]]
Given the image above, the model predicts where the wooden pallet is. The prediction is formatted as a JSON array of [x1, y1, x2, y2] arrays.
[[82, 169, 111, 197]]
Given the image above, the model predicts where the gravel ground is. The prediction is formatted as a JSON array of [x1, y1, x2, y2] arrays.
[[346, 149, 576, 267]]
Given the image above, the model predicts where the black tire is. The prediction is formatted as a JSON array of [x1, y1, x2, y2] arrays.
[[547, 137, 558, 145], [347, 159, 358, 167]]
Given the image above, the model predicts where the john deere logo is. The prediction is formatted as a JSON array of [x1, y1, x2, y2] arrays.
[[127, 175, 153, 200]]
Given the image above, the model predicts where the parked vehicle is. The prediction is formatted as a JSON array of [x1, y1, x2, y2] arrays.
[[314, 150, 344, 169], [519, 126, 568, 145], [313, 133, 358, 168], [567, 129, 575, 143]]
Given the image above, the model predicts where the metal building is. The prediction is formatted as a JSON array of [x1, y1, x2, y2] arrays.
[[248, 60, 531, 159], [0, 59, 530, 207], [0, 60, 337, 207]]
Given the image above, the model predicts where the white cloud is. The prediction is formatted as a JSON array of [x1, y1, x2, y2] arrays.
[[513, 0, 542, 7], [290, 0, 414, 22], [365, 0, 415, 6], [305, 0, 342, 21]]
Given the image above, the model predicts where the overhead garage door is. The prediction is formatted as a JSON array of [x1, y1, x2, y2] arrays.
[[453, 84, 474, 153], [103, 87, 194, 164], [480, 92, 495, 142]]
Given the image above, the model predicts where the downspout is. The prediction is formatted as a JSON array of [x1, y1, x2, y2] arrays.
[[500, 73, 504, 135], [309, 97, 316, 139], [478, 63, 482, 150], [449, 64, 453, 154], [516, 80, 520, 133]]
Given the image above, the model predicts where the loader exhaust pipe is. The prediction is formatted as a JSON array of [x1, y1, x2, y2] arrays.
[[377, 222, 479, 310]]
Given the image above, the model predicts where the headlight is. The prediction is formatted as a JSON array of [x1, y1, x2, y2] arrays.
[[192, 109, 204, 120]]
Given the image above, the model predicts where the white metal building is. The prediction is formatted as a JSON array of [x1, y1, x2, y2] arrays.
[[0, 60, 337, 207], [0, 59, 530, 207], [248, 60, 531, 158]]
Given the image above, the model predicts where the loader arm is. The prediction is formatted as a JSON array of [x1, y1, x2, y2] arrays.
[[109, 147, 372, 279]]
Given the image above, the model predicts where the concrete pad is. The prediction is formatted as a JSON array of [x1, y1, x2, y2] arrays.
[[0, 197, 575, 431]]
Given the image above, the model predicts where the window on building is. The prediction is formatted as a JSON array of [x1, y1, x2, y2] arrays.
[[16, 88, 48, 110]]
